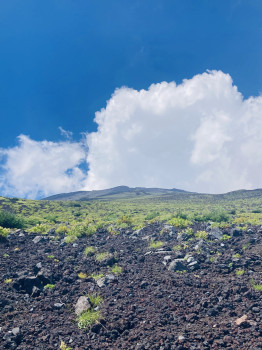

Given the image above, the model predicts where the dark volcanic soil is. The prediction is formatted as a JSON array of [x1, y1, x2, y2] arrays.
[[1, 223, 262, 350]]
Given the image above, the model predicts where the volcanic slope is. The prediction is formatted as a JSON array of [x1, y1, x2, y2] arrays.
[[1, 221, 262, 350]]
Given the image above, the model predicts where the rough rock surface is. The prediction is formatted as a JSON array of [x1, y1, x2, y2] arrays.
[[1, 222, 262, 349]]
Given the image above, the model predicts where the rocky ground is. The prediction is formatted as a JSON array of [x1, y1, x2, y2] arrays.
[[1, 222, 262, 350]]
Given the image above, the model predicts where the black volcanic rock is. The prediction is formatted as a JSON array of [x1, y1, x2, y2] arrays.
[[0, 222, 262, 349]]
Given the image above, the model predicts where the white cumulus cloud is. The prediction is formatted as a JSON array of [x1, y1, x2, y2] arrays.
[[1, 70, 262, 199], [0, 135, 86, 198], [84, 70, 262, 194]]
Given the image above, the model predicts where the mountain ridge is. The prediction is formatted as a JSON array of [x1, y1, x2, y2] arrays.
[[42, 186, 262, 201]]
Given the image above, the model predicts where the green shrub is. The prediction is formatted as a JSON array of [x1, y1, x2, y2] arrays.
[[183, 227, 194, 236], [252, 284, 262, 291], [56, 225, 69, 234], [222, 234, 231, 241], [88, 294, 103, 307], [0, 210, 25, 229], [77, 310, 102, 329], [175, 210, 188, 220], [193, 208, 229, 223], [64, 235, 77, 244], [29, 224, 49, 234], [95, 252, 110, 262], [47, 255, 55, 259], [0, 226, 10, 238], [149, 240, 164, 249], [4, 278, 12, 283], [60, 340, 72, 350], [168, 217, 192, 228], [111, 265, 122, 275], [172, 244, 182, 251], [68, 224, 87, 237], [84, 246, 96, 256], [89, 273, 104, 280], [107, 225, 118, 235], [195, 231, 208, 239], [86, 225, 97, 235], [119, 215, 132, 226], [44, 214, 59, 223], [44, 284, 55, 289], [145, 211, 159, 220], [236, 269, 245, 276]]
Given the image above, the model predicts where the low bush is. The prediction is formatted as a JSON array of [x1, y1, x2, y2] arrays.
[[168, 217, 192, 228], [56, 225, 69, 234], [145, 211, 159, 221], [149, 240, 164, 249], [29, 224, 49, 234], [77, 310, 102, 329], [0, 210, 25, 229], [95, 252, 110, 262], [60, 340, 72, 350], [222, 234, 231, 241], [194, 208, 229, 223], [84, 246, 96, 256], [86, 225, 97, 235], [195, 231, 208, 239], [88, 294, 103, 307], [111, 265, 122, 275], [64, 235, 77, 244], [44, 284, 55, 289], [236, 269, 245, 276], [0, 226, 10, 238], [89, 273, 104, 280]]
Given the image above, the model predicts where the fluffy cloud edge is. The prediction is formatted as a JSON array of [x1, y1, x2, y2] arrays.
[[1, 70, 262, 199]]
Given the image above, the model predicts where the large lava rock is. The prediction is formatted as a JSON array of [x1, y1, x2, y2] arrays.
[[13, 271, 52, 295]]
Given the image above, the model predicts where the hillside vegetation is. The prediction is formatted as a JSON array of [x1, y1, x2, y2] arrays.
[[0, 189, 262, 237], [1, 189, 262, 349]]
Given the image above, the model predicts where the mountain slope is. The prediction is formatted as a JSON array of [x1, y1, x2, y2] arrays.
[[43, 186, 262, 202], [43, 186, 189, 201]]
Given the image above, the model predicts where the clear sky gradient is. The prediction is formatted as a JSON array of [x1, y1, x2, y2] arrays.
[[1, 0, 262, 147]]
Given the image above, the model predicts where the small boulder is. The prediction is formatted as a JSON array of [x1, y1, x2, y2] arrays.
[[96, 277, 107, 288], [188, 261, 199, 271], [208, 227, 223, 240], [163, 225, 176, 237], [75, 296, 91, 316], [54, 303, 64, 309], [235, 314, 248, 326], [230, 228, 242, 237], [168, 259, 187, 272], [32, 236, 43, 244], [11, 328, 20, 336]]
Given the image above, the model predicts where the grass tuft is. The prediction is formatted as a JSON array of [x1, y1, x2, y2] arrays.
[[77, 310, 102, 329], [149, 240, 164, 249]]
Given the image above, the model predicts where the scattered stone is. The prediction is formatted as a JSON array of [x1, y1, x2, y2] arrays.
[[32, 236, 43, 244], [163, 225, 176, 236], [54, 303, 64, 308], [96, 277, 107, 288], [187, 261, 199, 270], [12, 327, 20, 336], [75, 296, 91, 316], [230, 228, 242, 237], [235, 314, 248, 326], [178, 335, 185, 341], [208, 227, 223, 240], [168, 259, 187, 272]]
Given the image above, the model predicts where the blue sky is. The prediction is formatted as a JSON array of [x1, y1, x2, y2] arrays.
[[1, 0, 262, 198], [1, 0, 262, 147]]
